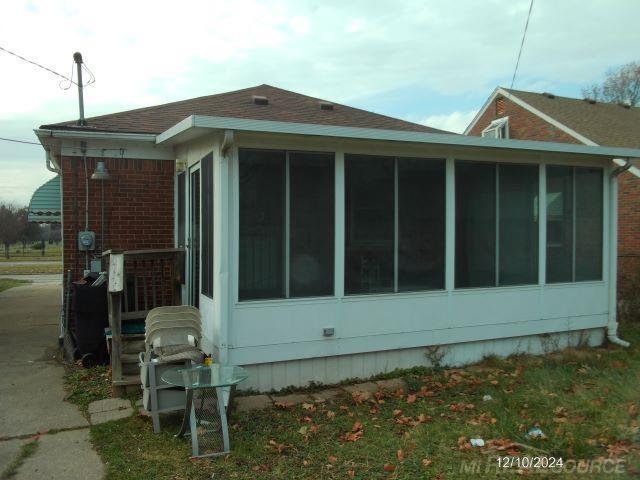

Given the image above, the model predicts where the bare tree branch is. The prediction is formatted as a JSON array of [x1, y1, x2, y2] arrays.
[[583, 61, 640, 106]]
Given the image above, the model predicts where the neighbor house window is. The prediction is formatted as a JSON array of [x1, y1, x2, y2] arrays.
[[238, 149, 335, 301], [481, 117, 509, 139], [455, 161, 538, 288], [201, 153, 214, 298], [345, 155, 445, 295], [546, 166, 603, 283]]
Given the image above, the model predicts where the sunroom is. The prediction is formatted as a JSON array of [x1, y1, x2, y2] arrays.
[[161, 116, 638, 391]]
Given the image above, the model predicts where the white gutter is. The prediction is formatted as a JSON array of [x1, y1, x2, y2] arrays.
[[607, 158, 632, 348], [34, 128, 157, 143], [157, 115, 640, 159]]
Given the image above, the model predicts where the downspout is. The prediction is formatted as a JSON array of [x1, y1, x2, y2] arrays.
[[45, 149, 62, 174], [607, 158, 632, 347]]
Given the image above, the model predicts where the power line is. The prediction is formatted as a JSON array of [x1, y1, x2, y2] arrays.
[[0, 45, 77, 85], [0, 136, 41, 146], [509, 0, 535, 90]]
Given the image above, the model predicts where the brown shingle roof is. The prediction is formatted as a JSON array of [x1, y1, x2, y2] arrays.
[[41, 84, 449, 135], [504, 88, 640, 149]]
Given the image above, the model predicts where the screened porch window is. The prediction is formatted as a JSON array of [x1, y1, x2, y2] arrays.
[[455, 161, 539, 288], [546, 166, 603, 283], [345, 154, 445, 295], [238, 149, 335, 301], [201, 153, 214, 298]]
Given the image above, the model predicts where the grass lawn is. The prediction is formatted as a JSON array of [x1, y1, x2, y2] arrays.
[[0, 245, 61, 262], [90, 325, 640, 479], [0, 264, 62, 275], [0, 278, 31, 293]]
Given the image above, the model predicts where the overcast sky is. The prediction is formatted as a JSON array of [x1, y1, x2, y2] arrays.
[[1, 0, 639, 205]]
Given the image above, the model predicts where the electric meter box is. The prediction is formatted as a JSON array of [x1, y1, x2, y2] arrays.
[[78, 231, 96, 251]]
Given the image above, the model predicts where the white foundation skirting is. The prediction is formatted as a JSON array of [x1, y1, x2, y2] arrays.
[[239, 328, 605, 392]]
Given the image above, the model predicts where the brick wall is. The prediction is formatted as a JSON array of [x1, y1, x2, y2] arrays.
[[467, 94, 581, 144], [61, 156, 174, 281], [618, 170, 640, 284], [469, 93, 640, 289]]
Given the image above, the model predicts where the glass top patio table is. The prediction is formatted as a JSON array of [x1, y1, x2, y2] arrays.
[[161, 364, 249, 389]]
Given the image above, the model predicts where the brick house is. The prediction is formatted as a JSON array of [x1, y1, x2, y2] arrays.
[[465, 87, 640, 291], [35, 84, 640, 390]]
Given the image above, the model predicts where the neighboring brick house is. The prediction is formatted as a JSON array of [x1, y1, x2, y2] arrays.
[[465, 87, 640, 291]]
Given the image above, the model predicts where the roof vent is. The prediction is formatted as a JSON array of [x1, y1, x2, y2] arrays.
[[543, 92, 555, 99], [583, 97, 596, 104], [319, 101, 334, 111], [618, 101, 631, 109], [252, 95, 269, 105]]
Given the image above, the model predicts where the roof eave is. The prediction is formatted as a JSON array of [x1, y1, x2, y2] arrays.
[[156, 114, 640, 159]]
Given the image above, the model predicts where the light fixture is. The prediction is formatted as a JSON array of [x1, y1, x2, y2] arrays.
[[91, 160, 110, 181]]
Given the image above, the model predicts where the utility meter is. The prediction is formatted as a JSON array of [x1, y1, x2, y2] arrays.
[[78, 231, 96, 251]]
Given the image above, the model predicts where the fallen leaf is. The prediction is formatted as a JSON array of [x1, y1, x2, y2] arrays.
[[328, 455, 338, 463], [347, 468, 355, 477], [397, 449, 405, 462], [326, 410, 336, 419], [422, 458, 433, 467], [406, 394, 417, 404], [383, 463, 396, 472], [417, 413, 432, 423], [302, 403, 317, 412]]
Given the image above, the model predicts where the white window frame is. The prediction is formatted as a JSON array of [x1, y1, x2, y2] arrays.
[[481, 117, 509, 139]]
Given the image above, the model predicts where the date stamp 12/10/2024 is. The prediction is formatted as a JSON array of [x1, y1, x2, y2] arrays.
[[458, 456, 627, 475]]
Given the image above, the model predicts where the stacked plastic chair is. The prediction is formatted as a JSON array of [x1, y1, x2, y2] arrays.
[[140, 306, 204, 433]]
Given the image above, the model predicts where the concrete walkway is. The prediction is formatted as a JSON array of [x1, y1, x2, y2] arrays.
[[0, 283, 104, 479]]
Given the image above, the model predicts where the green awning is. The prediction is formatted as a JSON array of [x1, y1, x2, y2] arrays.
[[28, 176, 61, 224]]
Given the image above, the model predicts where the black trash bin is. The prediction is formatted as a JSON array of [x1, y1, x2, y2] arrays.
[[72, 282, 109, 366]]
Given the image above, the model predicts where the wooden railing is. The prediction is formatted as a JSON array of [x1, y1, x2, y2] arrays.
[[103, 248, 185, 385]]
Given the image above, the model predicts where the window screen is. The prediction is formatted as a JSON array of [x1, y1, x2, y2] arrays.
[[546, 166, 573, 283], [547, 166, 603, 283], [346, 154, 445, 295], [455, 161, 496, 288], [201, 153, 214, 298], [239, 150, 286, 300], [575, 168, 603, 281], [289, 152, 335, 297], [177, 172, 185, 249], [239, 149, 335, 301], [456, 161, 539, 288], [398, 158, 445, 291], [499, 164, 538, 285], [345, 155, 395, 294]]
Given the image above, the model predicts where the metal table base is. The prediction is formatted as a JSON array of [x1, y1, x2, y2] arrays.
[[176, 386, 236, 458]]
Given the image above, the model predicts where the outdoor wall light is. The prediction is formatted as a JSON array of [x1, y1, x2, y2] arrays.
[[91, 160, 111, 181]]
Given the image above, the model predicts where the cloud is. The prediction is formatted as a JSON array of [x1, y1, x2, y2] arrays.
[[1, 0, 640, 203], [419, 110, 479, 134]]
